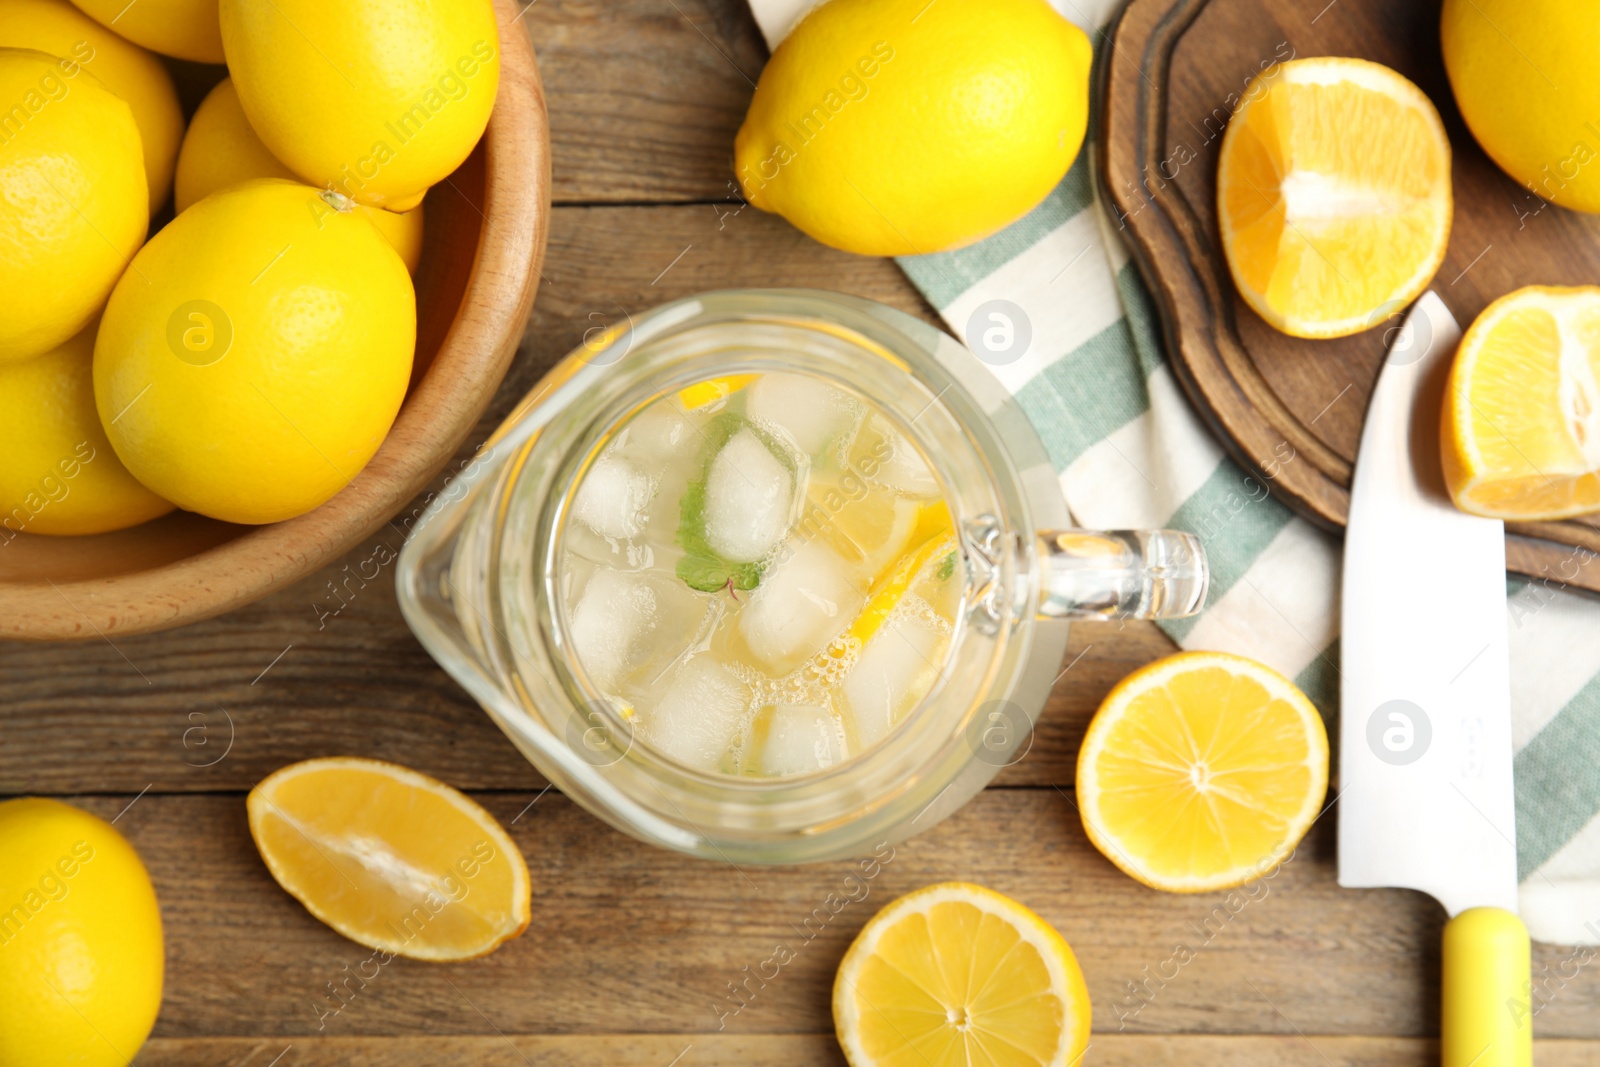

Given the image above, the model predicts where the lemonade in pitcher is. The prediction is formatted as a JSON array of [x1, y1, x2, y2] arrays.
[[557, 371, 963, 778], [401, 289, 1207, 861]]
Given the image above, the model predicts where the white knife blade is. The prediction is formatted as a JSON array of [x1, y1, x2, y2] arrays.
[[1337, 291, 1518, 917]]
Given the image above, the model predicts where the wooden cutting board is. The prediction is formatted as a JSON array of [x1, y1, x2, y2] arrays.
[[1099, 0, 1600, 594]]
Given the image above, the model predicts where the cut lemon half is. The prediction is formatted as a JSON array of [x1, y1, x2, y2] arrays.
[[1217, 57, 1452, 339], [834, 882, 1091, 1067], [247, 757, 531, 961], [1076, 651, 1328, 893], [1443, 285, 1600, 520]]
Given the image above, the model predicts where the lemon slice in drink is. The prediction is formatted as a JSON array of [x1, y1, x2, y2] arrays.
[[1076, 651, 1328, 893], [677, 375, 754, 411], [825, 490, 920, 572], [1443, 285, 1600, 520], [833, 502, 955, 654], [248, 757, 531, 960], [834, 881, 1092, 1067]]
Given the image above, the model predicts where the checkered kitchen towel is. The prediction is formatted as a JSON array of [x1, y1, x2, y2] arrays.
[[747, 0, 1600, 945]]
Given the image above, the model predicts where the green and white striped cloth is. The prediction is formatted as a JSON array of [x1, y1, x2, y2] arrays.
[[748, 0, 1600, 946]]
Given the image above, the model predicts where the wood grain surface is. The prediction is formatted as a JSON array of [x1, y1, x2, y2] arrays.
[[3, 2, 1599, 1065], [1100, 0, 1600, 593]]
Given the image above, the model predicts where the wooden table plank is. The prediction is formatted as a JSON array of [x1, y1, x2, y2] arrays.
[[0, 202, 1169, 796], [529, 0, 768, 204], [126, 1034, 1600, 1067], [62, 791, 1600, 1042]]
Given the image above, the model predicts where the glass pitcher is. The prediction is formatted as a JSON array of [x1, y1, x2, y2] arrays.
[[396, 289, 1206, 864]]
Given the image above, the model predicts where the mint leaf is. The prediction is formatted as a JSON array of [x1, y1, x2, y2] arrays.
[[936, 551, 956, 582], [675, 552, 762, 593]]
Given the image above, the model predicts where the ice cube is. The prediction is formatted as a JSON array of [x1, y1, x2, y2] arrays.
[[704, 428, 794, 563], [645, 656, 751, 773], [616, 403, 698, 473], [573, 455, 653, 540], [761, 704, 848, 776], [633, 569, 717, 684], [740, 539, 864, 671], [746, 373, 859, 456], [869, 417, 941, 499], [568, 568, 658, 690], [841, 613, 946, 747]]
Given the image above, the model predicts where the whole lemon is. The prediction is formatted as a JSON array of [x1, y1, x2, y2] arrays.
[[1442, 0, 1600, 213], [0, 48, 147, 364], [219, 0, 501, 211], [734, 0, 1092, 256], [94, 179, 416, 525], [0, 797, 164, 1067], [66, 0, 223, 64], [175, 78, 425, 273], [0, 322, 172, 537], [0, 0, 184, 213]]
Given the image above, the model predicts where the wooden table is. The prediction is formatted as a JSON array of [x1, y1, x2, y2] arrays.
[[5, 3, 1598, 1064]]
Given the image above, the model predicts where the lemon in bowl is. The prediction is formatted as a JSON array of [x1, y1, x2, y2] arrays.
[[219, 0, 501, 211], [174, 78, 426, 273], [734, 0, 1092, 256], [94, 179, 416, 526], [67, 0, 224, 62], [0, 322, 173, 537], [0, 797, 164, 1067], [0, 47, 147, 364], [0, 0, 184, 213]]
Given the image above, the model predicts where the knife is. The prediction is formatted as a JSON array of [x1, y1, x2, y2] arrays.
[[1338, 291, 1532, 1067]]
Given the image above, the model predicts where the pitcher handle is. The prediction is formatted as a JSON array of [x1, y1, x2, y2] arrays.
[[1036, 530, 1208, 621]]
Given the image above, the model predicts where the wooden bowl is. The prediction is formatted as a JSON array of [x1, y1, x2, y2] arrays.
[[0, 0, 550, 641]]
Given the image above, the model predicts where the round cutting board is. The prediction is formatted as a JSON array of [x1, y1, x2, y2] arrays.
[[1098, 0, 1600, 594]]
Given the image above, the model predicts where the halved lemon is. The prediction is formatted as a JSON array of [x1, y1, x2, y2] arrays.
[[1218, 57, 1452, 339], [1443, 285, 1600, 520], [247, 757, 531, 961], [1076, 651, 1328, 893], [834, 882, 1091, 1067]]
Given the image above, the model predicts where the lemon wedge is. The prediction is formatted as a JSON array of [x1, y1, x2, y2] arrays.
[[248, 757, 530, 961], [1443, 285, 1600, 520]]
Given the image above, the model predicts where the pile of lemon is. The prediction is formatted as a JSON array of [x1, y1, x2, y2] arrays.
[[0, 0, 499, 533]]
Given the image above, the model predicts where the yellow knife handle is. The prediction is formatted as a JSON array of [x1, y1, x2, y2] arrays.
[[1442, 907, 1533, 1067]]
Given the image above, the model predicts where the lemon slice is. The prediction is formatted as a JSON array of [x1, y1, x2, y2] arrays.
[[1218, 57, 1452, 339], [806, 480, 925, 572], [833, 502, 955, 654], [1443, 285, 1600, 520], [834, 881, 1091, 1067], [247, 757, 531, 961], [1076, 651, 1328, 893], [677, 375, 754, 411]]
